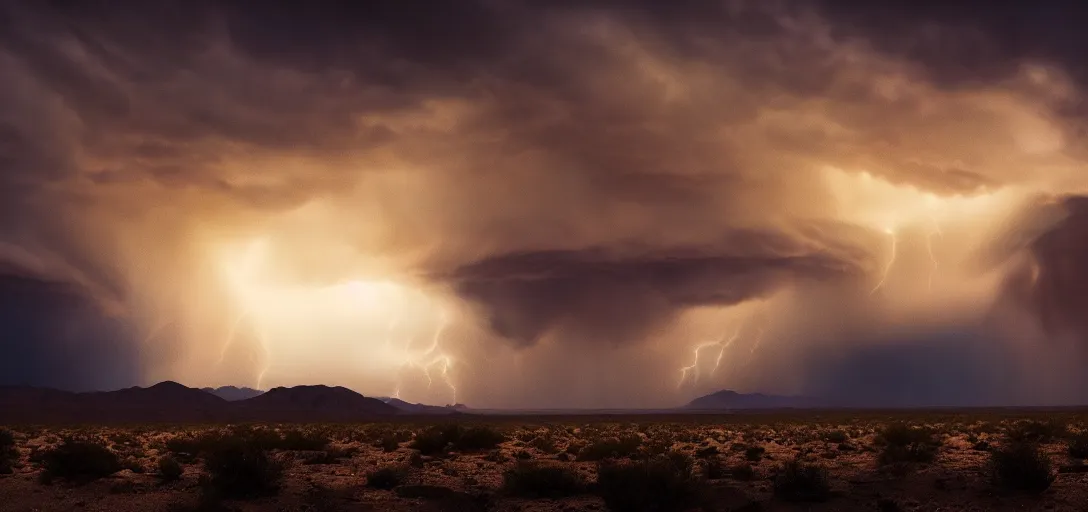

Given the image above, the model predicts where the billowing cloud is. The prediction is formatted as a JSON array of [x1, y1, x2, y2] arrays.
[[2, 0, 1088, 407]]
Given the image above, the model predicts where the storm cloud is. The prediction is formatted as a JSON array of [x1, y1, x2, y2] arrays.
[[2, 0, 1088, 407]]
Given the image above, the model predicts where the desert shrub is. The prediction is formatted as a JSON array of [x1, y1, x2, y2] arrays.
[[990, 442, 1054, 494], [730, 462, 756, 481], [577, 435, 643, 461], [595, 454, 707, 512], [367, 465, 408, 490], [1007, 420, 1066, 444], [121, 456, 145, 473], [376, 435, 400, 452], [501, 462, 585, 498], [158, 455, 183, 481], [513, 449, 532, 460], [220, 426, 284, 451], [280, 429, 329, 451], [876, 423, 940, 466], [1068, 434, 1088, 459], [165, 436, 201, 456], [0, 429, 15, 455], [703, 458, 725, 479], [823, 430, 848, 443], [744, 445, 765, 462], [301, 448, 353, 465], [0, 429, 15, 473], [773, 458, 831, 503], [202, 437, 283, 499], [694, 445, 718, 458], [529, 435, 558, 454], [455, 426, 506, 452], [409, 425, 461, 455], [42, 439, 121, 482]]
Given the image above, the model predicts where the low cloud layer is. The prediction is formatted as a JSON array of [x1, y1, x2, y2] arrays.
[[2, 1, 1088, 406]]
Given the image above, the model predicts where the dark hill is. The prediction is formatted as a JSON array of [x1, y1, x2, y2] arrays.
[[378, 397, 470, 415], [0, 381, 229, 423], [236, 385, 397, 420], [0, 382, 394, 424]]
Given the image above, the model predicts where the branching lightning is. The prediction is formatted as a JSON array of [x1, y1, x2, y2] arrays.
[[677, 326, 741, 389], [389, 310, 459, 405], [870, 227, 898, 295]]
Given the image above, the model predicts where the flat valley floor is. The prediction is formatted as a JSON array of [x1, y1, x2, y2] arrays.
[[2, 411, 1088, 511]]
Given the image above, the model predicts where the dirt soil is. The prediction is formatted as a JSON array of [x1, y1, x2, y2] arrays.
[[2, 411, 1087, 511]]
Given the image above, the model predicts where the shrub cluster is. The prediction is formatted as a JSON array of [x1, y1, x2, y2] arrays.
[[366, 465, 409, 490], [876, 423, 940, 466], [990, 442, 1054, 494], [201, 436, 284, 499], [0, 430, 16, 474], [41, 439, 122, 483], [409, 425, 505, 455], [501, 462, 586, 498], [773, 458, 831, 503], [595, 453, 707, 512], [576, 435, 643, 461]]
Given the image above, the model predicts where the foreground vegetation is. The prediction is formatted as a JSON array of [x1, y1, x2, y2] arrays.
[[1, 410, 1087, 511]]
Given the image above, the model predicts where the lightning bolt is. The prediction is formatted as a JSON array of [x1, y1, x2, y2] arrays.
[[677, 326, 742, 389], [412, 311, 457, 404], [390, 310, 459, 405], [218, 311, 250, 365], [746, 326, 766, 364], [870, 227, 898, 295], [925, 215, 943, 292], [218, 309, 271, 390]]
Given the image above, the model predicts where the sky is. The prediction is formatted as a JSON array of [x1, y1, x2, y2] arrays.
[[3, 0, 1088, 408]]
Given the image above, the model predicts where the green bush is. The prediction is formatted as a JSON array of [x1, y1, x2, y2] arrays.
[[367, 465, 408, 490], [773, 459, 831, 503], [202, 437, 283, 499], [42, 439, 121, 483], [501, 462, 585, 498], [990, 442, 1054, 494], [158, 455, 183, 481], [595, 454, 707, 512]]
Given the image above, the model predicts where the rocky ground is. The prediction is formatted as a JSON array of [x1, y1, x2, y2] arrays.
[[1, 411, 1087, 511]]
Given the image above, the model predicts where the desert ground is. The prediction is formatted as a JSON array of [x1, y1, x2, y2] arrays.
[[2, 411, 1088, 511]]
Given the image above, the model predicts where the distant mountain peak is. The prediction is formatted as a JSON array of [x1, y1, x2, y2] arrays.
[[201, 385, 264, 402]]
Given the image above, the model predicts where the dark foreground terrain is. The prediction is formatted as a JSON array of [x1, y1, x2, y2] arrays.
[[2, 411, 1088, 511]]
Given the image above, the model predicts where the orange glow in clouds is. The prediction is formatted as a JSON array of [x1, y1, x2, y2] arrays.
[[216, 238, 457, 403]]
